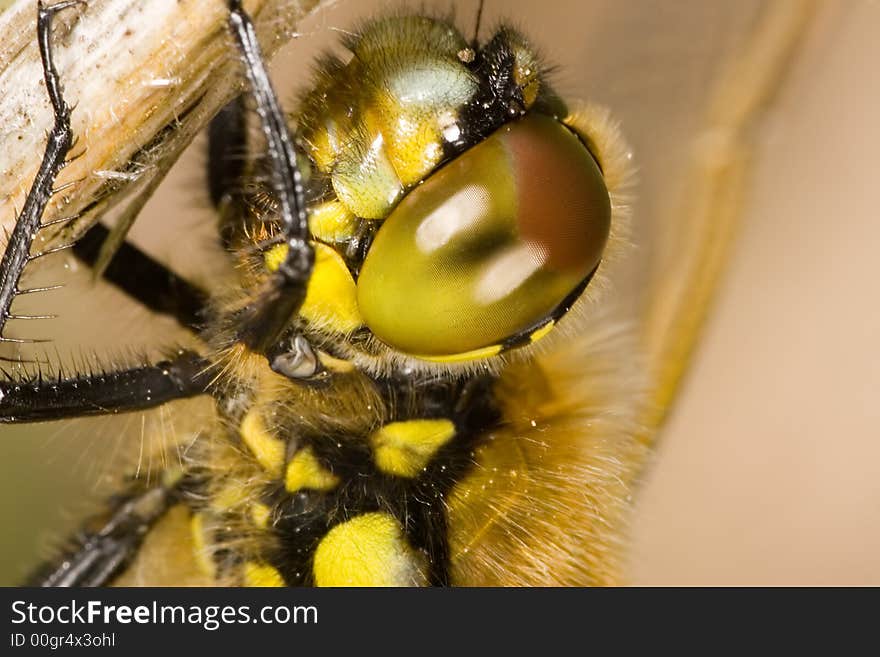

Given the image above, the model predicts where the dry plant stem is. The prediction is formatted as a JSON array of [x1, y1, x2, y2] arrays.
[[0, 0, 322, 246], [639, 0, 815, 435]]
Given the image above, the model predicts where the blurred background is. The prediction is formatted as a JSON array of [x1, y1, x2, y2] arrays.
[[1, 0, 877, 585]]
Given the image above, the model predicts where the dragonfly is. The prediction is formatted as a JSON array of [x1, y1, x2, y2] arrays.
[[0, 0, 815, 585]]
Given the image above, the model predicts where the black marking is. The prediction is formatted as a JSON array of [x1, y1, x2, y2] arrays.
[[449, 28, 531, 156], [341, 218, 378, 279]]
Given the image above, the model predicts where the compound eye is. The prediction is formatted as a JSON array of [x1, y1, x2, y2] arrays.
[[357, 114, 611, 360]]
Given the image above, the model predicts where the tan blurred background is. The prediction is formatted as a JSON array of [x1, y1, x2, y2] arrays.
[[1, 0, 877, 585], [628, 0, 880, 584]]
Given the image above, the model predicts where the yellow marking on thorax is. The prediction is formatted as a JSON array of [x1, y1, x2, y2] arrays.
[[263, 243, 287, 273], [362, 105, 443, 188], [243, 562, 285, 587], [332, 137, 404, 219], [313, 512, 428, 587], [189, 513, 216, 579], [370, 419, 456, 478], [239, 409, 285, 477], [285, 446, 340, 493], [265, 242, 363, 334], [308, 200, 359, 243]]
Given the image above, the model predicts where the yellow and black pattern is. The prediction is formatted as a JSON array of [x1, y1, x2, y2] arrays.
[[15, 7, 641, 588], [204, 372, 501, 586]]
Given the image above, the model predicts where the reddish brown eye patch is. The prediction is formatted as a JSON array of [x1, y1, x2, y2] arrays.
[[506, 114, 611, 279]]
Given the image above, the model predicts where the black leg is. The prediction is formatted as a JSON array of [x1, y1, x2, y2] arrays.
[[26, 476, 191, 587], [0, 350, 211, 423], [208, 95, 248, 212], [226, 1, 314, 354], [0, 1, 84, 345], [208, 95, 249, 244], [210, 95, 276, 254], [72, 223, 209, 332]]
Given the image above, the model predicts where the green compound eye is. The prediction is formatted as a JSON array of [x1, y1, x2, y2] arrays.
[[356, 114, 611, 361]]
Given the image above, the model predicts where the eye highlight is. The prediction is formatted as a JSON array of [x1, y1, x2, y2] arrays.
[[357, 113, 611, 359]]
